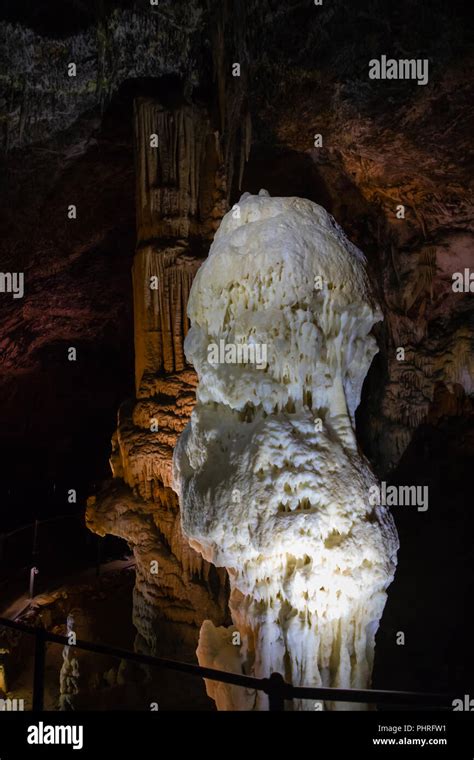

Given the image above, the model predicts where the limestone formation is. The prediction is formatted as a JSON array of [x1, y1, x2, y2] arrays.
[[86, 91, 244, 657], [133, 97, 227, 391], [59, 614, 79, 711], [173, 191, 399, 709]]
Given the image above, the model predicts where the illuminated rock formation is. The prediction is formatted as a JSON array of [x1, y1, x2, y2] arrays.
[[173, 191, 399, 709], [87, 93, 236, 657]]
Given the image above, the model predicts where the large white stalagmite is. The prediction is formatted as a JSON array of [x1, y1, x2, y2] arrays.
[[173, 191, 399, 710]]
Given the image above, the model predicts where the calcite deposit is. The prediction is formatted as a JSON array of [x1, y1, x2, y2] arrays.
[[173, 191, 399, 709], [86, 85, 251, 657]]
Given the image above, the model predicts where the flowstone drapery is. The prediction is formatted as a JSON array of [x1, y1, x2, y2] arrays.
[[173, 191, 399, 710]]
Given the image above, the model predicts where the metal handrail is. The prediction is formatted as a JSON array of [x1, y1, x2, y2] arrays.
[[0, 514, 106, 594], [0, 616, 454, 712], [0, 512, 84, 541]]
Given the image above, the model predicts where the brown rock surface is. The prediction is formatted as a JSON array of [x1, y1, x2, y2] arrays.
[[86, 93, 240, 657]]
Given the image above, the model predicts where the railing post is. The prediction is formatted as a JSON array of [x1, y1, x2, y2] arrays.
[[32, 627, 46, 712], [29, 566, 39, 599], [267, 671, 286, 711]]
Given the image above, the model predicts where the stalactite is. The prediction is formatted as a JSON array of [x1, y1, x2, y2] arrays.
[[133, 246, 201, 391], [238, 111, 252, 191]]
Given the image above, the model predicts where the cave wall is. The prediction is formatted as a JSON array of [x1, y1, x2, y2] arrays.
[[1, 0, 472, 691], [86, 86, 247, 657]]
